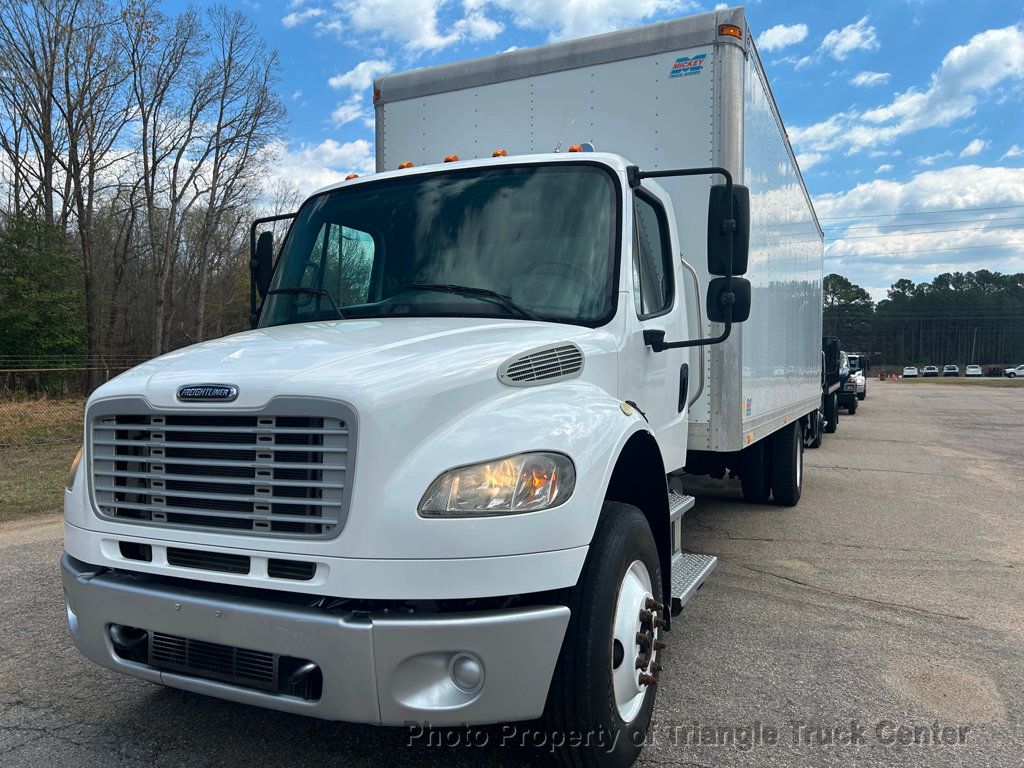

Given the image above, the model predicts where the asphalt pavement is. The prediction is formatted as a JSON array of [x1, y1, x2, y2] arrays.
[[1, 381, 1022, 767]]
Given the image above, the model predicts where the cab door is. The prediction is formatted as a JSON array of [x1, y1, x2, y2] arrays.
[[624, 186, 689, 472]]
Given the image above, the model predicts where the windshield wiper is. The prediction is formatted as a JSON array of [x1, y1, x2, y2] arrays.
[[405, 283, 555, 322], [266, 287, 346, 319]]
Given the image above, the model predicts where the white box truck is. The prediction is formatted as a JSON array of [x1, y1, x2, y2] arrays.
[[61, 7, 822, 767]]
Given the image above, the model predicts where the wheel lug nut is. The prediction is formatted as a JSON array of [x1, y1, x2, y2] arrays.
[[645, 598, 664, 612], [653, 640, 667, 651], [635, 657, 647, 670], [651, 663, 663, 674], [638, 673, 657, 686], [638, 609, 653, 623], [636, 633, 651, 647], [653, 618, 666, 629]]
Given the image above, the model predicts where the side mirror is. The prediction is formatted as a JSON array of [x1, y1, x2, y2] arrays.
[[254, 230, 275, 299], [706, 277, 751, 323], [707, 183, 750, 276]]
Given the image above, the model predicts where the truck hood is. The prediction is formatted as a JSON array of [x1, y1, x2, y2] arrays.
[[92, 317, 619, 410]]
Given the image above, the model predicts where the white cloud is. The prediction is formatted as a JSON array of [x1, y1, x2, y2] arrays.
[[269, 138, 375, 196], [915, 151, 952, 166], [816, 165, 1024, 283], [282, 6, 324, 28], [329, 59, 393, 91], [486, 0, 692, 42], [291, 89, 303, 101], [850, 70, 891, 87], [960, 138, 989, 157], [790, 25, 1024, 160], [796, 152, 824, 170], [714, 2, 727, 9], [329, 93, 367, 126], [821, 17, 879, 61], [333, 0, 503, 50], [757, 23, 808, 53], [1003, 144, 1024, 159], [875, 163, 893, 173]]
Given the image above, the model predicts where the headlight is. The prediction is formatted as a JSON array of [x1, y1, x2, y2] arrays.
[[67, 446, 83, 491], [419, 452, 576, 517]]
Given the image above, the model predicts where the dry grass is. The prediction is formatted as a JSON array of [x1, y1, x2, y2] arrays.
[[0, 443, 79, 522], [0, 397, 84, 447]]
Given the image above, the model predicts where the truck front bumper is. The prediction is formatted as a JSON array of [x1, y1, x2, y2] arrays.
[[61, 553, 570, 726]]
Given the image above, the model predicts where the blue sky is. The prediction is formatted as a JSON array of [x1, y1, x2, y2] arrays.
[[201, 0, 1024, 299]]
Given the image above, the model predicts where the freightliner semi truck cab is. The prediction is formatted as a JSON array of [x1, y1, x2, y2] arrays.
[[62, 9, 822, 768], [63, 152, 745, 763]]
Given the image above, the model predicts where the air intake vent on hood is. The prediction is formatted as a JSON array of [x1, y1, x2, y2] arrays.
[[498, 343, 585, 386]]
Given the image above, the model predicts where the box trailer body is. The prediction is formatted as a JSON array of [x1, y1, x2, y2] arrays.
[[61, 8, 822, 767], [375, 6, 824, 458]]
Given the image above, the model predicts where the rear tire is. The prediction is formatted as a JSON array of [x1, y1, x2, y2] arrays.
[[541, 502, 663, 768], [740, 441, 772, 503], [823, 393, 839, 434], [770, 423, 803, 507]]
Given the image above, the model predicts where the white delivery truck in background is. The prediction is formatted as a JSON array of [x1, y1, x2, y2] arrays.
[[61, 8, 822, 767]]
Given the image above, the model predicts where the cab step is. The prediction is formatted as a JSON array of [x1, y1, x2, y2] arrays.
[[670, 552, 717, 616], [669, 491, 695, 523]]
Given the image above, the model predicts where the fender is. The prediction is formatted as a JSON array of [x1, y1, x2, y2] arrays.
[[370, 379, 659, 564]]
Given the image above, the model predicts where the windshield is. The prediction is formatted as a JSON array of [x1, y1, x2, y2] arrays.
[[260, 163, 619, 328]]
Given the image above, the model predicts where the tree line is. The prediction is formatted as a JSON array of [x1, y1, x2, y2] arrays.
[[0, 0, 288, 387], [824, 270, 1024, 367]]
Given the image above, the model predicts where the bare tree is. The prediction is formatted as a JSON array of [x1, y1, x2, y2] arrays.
[[54, 0, 130, 384], [0, 0, 72, 224], [192, 6, 284, 341]]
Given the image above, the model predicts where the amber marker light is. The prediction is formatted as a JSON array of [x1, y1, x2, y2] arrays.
[[492, 149, 508, 157], [345, 173, 359, 180], [398, 161, 414, 169], [719, 23, 743, 39], [443, 154, 460, 162], [567, 144, 582, 153]]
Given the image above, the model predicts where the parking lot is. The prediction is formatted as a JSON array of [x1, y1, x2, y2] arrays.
[[1, 381, 1021, 767]]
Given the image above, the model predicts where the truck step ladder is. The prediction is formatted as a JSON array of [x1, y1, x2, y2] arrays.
[[667, 491, 718, 616]]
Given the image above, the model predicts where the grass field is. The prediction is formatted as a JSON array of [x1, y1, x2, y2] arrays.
[[0, 397, 84, 447], [898, 376, 1024, 387], [0, 443, 78, 522], [0, 398, 83, 522]]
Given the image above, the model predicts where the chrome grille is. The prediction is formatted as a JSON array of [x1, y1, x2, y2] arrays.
[[90, 399, 353, 539], [498, 343, 585, 386]]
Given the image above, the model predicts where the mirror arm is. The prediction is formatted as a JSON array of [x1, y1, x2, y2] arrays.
[[630, 164, 737, 353], [250, 212, 298, 328]]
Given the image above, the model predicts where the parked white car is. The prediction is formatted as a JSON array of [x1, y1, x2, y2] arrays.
[[965, 365, 982, 377], [851, 369, 867, 400], [903, 366, 918, 378], [1006, 364, 1024, 378]]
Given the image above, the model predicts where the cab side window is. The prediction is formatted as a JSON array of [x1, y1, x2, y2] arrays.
[[632, 194, 673, 318]]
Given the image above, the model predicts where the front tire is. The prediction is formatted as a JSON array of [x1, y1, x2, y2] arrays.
[[770, 423, 803, 507], [542, 502, 663, 768], [857, 387, 866, 401]]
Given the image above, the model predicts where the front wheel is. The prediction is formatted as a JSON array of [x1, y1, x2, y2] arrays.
[[541, 502, 664, 768], [846, 398, 858, 415], [857, 387, 866, 401], [770, 423, 803, 507]]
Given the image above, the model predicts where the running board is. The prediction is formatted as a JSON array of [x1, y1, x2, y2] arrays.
[[670, 552, 717, 616]]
